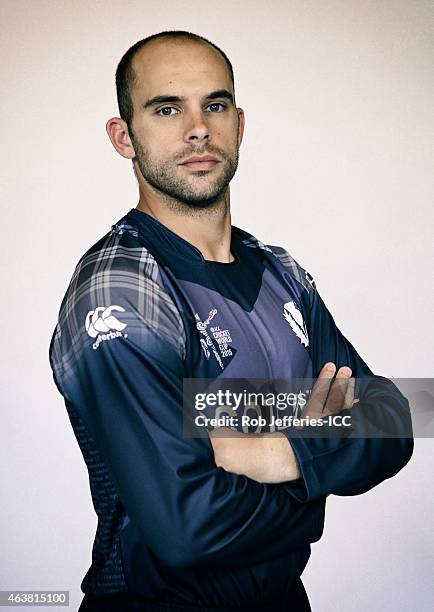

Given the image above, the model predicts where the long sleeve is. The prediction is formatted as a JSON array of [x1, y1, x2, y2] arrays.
[[49, 264, 325, 570], [282, 275, 414, 502]]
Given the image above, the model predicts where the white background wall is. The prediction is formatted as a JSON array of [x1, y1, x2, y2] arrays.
[[1, 1, 432, 610]]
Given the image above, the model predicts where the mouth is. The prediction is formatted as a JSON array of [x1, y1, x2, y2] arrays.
[[179, 156, 221, 172]]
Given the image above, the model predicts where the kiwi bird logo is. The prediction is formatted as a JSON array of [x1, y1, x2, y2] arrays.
[[282, 301, 309, 347], [85, 305, 127, 338]]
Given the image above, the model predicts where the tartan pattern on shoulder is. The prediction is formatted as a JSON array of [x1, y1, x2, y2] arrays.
[[49, 220, 186, 386], [267, 245, 316, 296], [242, 234, 273, 252], [241, 236, 316, 297]]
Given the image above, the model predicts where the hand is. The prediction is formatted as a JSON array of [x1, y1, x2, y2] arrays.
[[301, 362, 359, 424], [209, 428, 300, 484], [209, 427, 260, 475]]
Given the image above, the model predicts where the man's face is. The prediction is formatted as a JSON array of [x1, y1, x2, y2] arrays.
[[128, 39, 243, 208]]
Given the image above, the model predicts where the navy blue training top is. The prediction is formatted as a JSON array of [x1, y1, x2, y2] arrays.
[[48, 208, 413, 608]]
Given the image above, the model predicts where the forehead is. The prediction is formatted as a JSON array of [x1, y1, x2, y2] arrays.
[[130, 39, 233, 100]]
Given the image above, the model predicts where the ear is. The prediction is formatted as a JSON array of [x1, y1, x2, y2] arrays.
[[236, 107, 245, 148], [106, 117, 136, 159]]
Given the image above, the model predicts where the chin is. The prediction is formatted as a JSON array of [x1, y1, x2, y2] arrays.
[[181, 192, 224, 208], [181, 185, 225, 203]]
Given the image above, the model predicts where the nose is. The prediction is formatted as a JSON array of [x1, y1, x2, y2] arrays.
[[183, 108, 210, 144]]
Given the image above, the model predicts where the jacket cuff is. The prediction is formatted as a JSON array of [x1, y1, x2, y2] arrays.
[[280, 420, 354, 502]]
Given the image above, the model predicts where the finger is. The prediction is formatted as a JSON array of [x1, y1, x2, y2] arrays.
[[343, 376, 355, 410], [303, 362, 336, 419], [324, 366, 352, 415]]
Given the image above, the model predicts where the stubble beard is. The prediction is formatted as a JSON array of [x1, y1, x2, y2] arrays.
[[130, 130, 239, 212]]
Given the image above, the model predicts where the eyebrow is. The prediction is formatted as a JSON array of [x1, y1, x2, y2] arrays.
[[142, 89, 234, 110]]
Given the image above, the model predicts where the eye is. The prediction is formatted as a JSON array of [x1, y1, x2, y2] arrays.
[[206, 103, 226, 112], [156, 106, 179, 117]]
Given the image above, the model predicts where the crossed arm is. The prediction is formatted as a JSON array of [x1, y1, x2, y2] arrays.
[[209, 362, 357, 483]]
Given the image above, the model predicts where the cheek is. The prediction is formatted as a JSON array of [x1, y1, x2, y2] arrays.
[[214, 126, 234, 147], [136, 126, 176, 156], [136, 119, 178, 141]]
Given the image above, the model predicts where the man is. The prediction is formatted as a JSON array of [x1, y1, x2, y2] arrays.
[[49, 30, 413, 612]]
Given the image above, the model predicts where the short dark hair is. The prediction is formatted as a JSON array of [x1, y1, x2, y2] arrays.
[[115, 30, 235, 132]]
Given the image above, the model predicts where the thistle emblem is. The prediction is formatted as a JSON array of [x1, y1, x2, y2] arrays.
[[283, 301, 309, 347]]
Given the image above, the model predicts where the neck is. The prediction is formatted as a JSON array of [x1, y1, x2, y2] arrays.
[[136, 189, 234, 264]]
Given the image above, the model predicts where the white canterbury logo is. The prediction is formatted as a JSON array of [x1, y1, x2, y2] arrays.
[[85, 305, 128, 350], [283, 301, 309, 347]]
